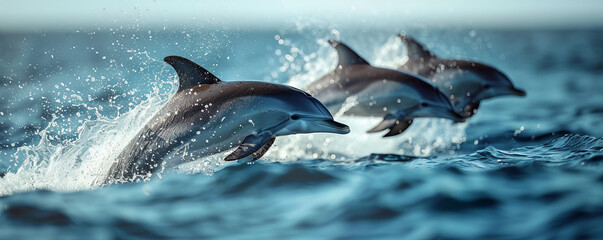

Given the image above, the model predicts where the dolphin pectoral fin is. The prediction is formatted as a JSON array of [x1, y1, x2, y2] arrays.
[[251, 137, 276, 161], [164, 56, 222, 92], [398, 34, 436, 62], [328, 40, 370, 67], [383, 118, 414, 137], [367, 114, 414, 137], [224, 132, 275, 161], [367, 114, 398, 133]]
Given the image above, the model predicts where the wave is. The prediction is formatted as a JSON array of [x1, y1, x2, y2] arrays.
[[0, 81, 174, 196]]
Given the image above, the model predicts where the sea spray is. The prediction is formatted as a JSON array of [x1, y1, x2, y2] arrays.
[[0, 79, 176, 195]]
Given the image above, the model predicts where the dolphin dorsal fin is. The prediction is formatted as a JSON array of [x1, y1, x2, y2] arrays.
[[164, 56, 221, 92], [328, 40, 370, 67], [398, 34, 436, 61]]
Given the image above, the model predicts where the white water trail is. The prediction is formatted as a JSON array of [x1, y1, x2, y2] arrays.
[[0, 85, 165, 195], [0, 74, 225, 196]]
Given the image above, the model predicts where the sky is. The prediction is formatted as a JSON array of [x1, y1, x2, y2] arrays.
[[1, 0, 603, 32]]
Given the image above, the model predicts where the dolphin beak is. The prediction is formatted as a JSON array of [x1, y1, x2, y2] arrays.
[[511, 87, 527, 97], [308, 119, 350, 134]]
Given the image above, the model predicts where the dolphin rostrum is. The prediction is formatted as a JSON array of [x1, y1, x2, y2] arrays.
[[107, 56, 350, 183], [306, 40, 463, 138], [397, 34, 526, 118]]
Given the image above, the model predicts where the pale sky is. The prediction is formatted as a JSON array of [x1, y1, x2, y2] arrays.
[[1, 0, 602, 32]]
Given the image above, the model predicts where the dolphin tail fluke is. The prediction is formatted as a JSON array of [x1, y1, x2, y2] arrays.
[[398, 34, 436, 62], [366, 114, 413, 137], [225, 132, 275, 161], [327, 39, 370, 67]]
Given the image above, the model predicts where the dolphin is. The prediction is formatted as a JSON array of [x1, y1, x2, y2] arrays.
[[306, 40, 463, 137], [397, 34, 526, 118], [106, 56, 350, 183]]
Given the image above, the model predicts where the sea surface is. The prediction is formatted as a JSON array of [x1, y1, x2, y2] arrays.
[[0, 26, 602, 239]]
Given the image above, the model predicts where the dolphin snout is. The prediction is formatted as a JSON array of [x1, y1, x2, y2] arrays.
[[309, 119, 350, 134], [512, 87, 527, 97]]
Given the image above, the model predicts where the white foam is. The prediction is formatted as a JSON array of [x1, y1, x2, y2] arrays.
[[0, 87, 158, 195], [0, 74, 235, 196]]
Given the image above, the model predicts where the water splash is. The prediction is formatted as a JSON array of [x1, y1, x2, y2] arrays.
[[0, 86, 164, 195], [372, 35, 408, 69]]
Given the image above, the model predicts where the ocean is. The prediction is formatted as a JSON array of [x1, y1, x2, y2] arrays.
[[0, 26, 602, 239]]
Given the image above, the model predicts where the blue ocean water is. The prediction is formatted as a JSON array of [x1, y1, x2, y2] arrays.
[[0, 26, 602, 239]]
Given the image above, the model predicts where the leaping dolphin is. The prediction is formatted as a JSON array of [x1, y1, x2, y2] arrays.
[[397, 34, 526, 118], [306, 40, 463, 137], [107, 56, 350, 183]]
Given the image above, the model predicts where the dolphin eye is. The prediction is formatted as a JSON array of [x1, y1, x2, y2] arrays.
[[291, 115, 300, 120], [484, 84, 491, 89], [421, 102, 429, 107]]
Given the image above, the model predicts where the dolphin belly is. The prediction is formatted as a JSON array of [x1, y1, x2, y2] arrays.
[[107, 127, 174, 182], [429, 71, 483, 117], [165, 109, 286, 165], [106, 99, 293, 183], [340, 81, 420, 117]]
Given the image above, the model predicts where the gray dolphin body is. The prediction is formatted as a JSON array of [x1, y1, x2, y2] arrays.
[[397, 34, 526, 118], [306, 40, 463, 137], [107, 56, 349, 183]]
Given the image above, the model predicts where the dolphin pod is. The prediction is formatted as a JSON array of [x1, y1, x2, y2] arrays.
[[106, 56, 350, 183], [397, 34, 526, 118], [306, 40, 464, 137], [105, 34, 525, 183]]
